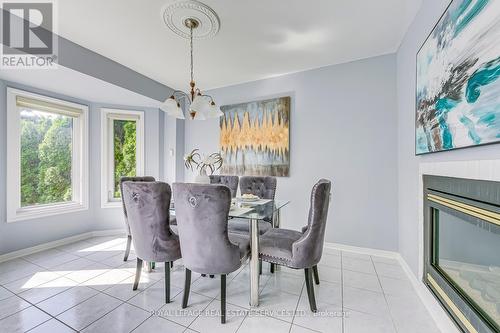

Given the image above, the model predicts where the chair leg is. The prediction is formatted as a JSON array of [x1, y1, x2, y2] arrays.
[[182, 268, 191, 309], [259, 260, 262, 275], [133, 258, 143, 290], [221, 274, 226, 324], [312, 265, 320, 285], [123, 235, 132, 261], [270, 263, 275, 274], [304, 268, 317, 313], [165, 262, 171, 303]]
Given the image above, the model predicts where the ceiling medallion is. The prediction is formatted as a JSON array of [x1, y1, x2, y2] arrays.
[[162, 0, 220, 39], [160, 1, 222, 120]]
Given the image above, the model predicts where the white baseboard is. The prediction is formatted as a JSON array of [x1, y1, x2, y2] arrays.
[[0, 229, 125, 263], [91, 229, 126, 237], [324, 241, 400, 258]]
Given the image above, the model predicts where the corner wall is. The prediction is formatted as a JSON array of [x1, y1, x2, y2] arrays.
[[396, 0, 500, 276], [0, 80, 170, 254], [184, 54, 399, 251]]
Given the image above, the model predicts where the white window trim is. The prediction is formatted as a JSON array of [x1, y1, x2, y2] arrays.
[[100, 108, 145, 208], [6, 88, 89, 222]]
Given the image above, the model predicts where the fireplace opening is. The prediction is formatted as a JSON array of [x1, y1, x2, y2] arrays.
[[424, 176, 500, 333]]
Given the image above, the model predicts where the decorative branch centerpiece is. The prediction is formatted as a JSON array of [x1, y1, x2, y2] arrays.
[[184, 149, 223, 183]]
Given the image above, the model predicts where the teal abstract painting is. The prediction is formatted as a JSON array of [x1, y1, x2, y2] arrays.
[[416, 0, 500, 154]]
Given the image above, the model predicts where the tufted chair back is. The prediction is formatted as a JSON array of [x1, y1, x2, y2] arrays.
[[119, 176, 156, 235], [173, 183, 242, 274], [292, 179, 331, 267], [209, 175, 239, 198], [121, 181, 180, 263], [239, 176, 277, 200]]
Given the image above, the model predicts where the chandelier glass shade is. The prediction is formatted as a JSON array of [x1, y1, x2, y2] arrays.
[[160, 17, 223, 120]]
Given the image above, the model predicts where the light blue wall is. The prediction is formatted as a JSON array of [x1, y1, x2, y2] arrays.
[[396, 0, 500, 275], [0, 81, 93, 254], [185, 54, 399, 251], [0, 80, 166, 254]]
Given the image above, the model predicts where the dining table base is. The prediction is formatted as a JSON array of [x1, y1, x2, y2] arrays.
[[249, 218, 260, 307]]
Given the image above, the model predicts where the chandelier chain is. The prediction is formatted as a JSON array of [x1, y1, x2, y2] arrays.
[[190, 25, 194, 84]]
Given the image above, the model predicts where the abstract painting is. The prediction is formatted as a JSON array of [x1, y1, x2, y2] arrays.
[[219, 97, 290, 176], [416, 0, 500, 155]]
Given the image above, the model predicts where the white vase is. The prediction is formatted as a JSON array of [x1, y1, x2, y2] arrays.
[[194, 174, 210, 184], [194, 169, 210, 184]]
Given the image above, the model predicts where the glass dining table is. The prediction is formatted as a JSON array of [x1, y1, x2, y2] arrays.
[[170, 198, 290, 307]]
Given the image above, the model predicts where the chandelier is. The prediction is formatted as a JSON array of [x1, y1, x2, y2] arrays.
[[160, 1, 222, 120]]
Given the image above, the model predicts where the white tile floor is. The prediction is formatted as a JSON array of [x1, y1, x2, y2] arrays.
[[0, 236, 442, 333]]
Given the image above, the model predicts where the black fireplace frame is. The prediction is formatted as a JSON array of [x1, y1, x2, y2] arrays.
[[423, 175, 500, 333]]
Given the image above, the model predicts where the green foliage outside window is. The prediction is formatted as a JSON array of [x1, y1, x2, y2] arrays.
[[20, 110, 73, 207], [19, 110, 137, 205], [113, 120, 137, 198]]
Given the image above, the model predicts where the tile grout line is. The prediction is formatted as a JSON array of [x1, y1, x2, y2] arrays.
[[25, 313, 75, 332], [43, 265, 162, 319], [1, 281, 76, 332], [172, 269, 220, 332], [183, 293, 218, 331], [71, 293, 124, 332], [189, 263, 278, 332], [341, 251, 345, 333], [233, 307, 250, 333], [370, 255, 399, 333], [234, 264, 302, 332], [3, 248, 118, 289], [0, 257, 63, 286], [255, 266, 305, 327], [41, 292, 112, 330], [289, 279, 305, 333], [129, 313, 154, 332]]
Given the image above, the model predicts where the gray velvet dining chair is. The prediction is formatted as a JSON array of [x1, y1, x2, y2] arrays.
[[229, 176, 277, 273], [228, 176, 277, 236], [122, 181, 181, 303], [239, 176, 277, 200], [209, 175, 239, 198], [258, 179, 331, 312], [197, 175, 240, 278], [119, 176, 156, 262], [172, 183, 250, 324]]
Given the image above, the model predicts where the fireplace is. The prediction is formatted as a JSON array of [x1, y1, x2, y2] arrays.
[[424, 175, 500, 333]]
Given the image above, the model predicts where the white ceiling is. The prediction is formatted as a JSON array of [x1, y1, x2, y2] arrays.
[[57, 0, 421, 91], [0, 66, 161, 107]]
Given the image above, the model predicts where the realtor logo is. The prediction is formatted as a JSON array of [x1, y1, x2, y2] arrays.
[[1, 1, 58, 68]]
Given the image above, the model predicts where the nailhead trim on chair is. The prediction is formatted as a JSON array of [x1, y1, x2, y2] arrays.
[[259, 254, 292, 267], [259, 253, 289, 261]]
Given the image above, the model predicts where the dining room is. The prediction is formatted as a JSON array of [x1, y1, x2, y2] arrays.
[[2, 1, 500, 333]]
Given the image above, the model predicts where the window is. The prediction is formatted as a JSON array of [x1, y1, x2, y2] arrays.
[[6, 88, 89, 222], [101, 108, 144, 207]]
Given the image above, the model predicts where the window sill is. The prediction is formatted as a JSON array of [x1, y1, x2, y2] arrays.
[[7, 202, 88, 223], [101, 201, 122, 209]]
